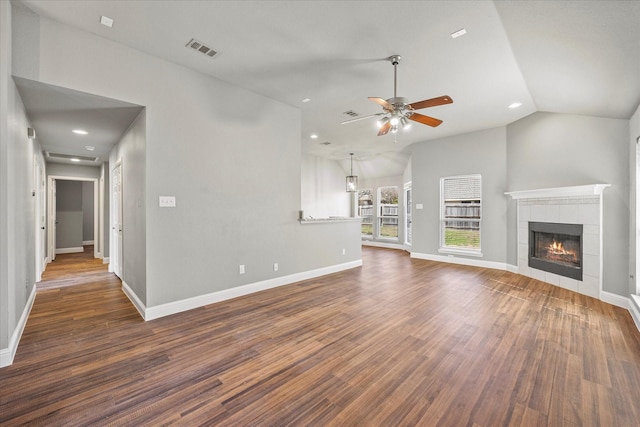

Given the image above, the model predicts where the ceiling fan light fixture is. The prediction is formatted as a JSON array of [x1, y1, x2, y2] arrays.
[[390, 116, 400, 126], [377, 116, 390, 128], [346, 153, 358, 193]]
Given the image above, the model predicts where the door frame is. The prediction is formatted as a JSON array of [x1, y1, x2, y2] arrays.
[[404, 181, 412, 247], [110, 159, 123, 278], [47, 175, 100, 262], [33, 156, 45, 280]]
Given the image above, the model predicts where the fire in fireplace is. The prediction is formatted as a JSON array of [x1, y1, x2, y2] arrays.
[[529, 222, 583, 281]]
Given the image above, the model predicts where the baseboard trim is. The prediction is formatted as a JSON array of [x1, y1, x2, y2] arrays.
[[83, 240, 95, 245], [362, 241, 405, 250], [144, 259, 363, 321], [103, 257, 110, 265], [56, 247, 83, 255], [600, 291, 630, 310], [410, 251, 507, 271], [121, 281, 146, 320], [629, 295, 640, 333], [506, 264, 519, 274], [0, 285, 37, 368]]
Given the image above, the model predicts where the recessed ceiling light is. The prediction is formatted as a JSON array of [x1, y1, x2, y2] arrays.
[[302, 98, 311, 103], [70, 158, 80, 162], [85, 145, 95, 151], [508, 102, 522, 109], [451, 28, 467, 39], [310, 134, 318, 139], [100, 16, 114, 28], [72, 129, 88, 135]]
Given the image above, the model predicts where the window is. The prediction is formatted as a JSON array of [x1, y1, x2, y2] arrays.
[[358, 189, 373, 237], [404, 182, 412, 245], [440, 175, 481, 255], [378, 186, 399, 240]]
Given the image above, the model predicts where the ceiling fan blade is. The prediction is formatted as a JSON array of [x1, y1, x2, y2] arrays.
[[408, 95, 453, 110], [377, 121, 392, 136], [340, 112, 385, 125], [369, 97, 393, 110], [408, 112, 443, 127]]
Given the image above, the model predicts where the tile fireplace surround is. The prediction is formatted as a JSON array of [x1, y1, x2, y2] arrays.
[[506, 184, 610, 298]]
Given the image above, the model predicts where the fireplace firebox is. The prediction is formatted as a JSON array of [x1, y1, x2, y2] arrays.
[[528, 222, 583, 281]]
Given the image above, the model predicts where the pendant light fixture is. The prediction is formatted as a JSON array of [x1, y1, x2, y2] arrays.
[[346, 153, 358, 192]]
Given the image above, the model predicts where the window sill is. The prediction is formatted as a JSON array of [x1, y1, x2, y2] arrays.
[[438, 247, 483, 258]]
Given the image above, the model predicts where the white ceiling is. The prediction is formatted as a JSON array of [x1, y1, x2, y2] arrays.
[[16, 0, 640, 177], [14, 76, 143, 166]]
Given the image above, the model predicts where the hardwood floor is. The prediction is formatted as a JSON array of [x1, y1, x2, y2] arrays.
[[1, 247, 639, 426]]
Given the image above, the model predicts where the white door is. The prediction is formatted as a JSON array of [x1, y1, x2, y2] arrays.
[[51, 179, 57, 262], [34, 158, 45, 280], [112, 163, 123, 278]]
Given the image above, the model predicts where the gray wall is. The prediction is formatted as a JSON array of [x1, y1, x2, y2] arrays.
[[47, 163, 100, 179], [55, 180, 83, 249], [82, 181, 94, 242], [507, 112, 630, 296], [630, 105, 640, 296], [109, 110, 147, 304], [0, 0, 45, 360], [410, 127, 509, 263], [9, 11, 361, 310]]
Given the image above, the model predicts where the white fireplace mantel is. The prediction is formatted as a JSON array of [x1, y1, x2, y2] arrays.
[[505, 184, 610, 200]]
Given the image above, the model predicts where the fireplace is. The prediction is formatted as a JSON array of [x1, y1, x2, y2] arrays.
[[528, 222, 583, 281]]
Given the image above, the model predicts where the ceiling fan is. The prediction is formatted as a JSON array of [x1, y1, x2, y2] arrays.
[[341, 55, 453, 136]]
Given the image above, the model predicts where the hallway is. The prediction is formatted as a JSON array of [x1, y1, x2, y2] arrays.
[[37, 246, 115, 290]]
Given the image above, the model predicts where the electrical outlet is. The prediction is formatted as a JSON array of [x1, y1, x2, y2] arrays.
[[342, 248, 346, 255], [239, 264, 245, 274], [159, 196, 176, 208], [273, 263, 278, 272]]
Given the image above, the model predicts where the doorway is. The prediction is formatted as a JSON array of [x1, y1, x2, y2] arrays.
[[33, 156, 46, 281], [47, 175, 99, 265], [111, 161, 123, 279]]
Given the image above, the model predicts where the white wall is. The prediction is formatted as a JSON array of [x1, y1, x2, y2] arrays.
[[507, 112, 630, 296], [410, 127, 509, 264], [301, 154, 350, 218], [12, 10, 361, 312]]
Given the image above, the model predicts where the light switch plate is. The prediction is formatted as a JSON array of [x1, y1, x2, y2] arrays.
[[416, 203, 424, 209], [159, 196, 176, 207]]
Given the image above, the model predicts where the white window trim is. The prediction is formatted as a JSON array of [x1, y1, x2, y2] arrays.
[[439, 174, 482, 257], [377, 186, 399, 242]]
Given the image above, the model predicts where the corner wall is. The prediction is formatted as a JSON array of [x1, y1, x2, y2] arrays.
[[410, 127, 509, 264], [507, 112, 630, 296], [11, 11, 360, 313], [630, 104, 640, 295], [1, 0, 44, 367]]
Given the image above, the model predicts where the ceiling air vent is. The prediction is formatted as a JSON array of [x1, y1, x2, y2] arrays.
[[186, 38, 218, 58], [46, 152, 99, 162], [343, 110, 359, 117]]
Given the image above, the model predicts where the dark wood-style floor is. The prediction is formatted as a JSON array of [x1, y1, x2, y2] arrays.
[[1, 247, 640, 426]]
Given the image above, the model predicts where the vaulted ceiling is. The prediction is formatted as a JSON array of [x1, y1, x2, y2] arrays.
[[16, 0, 640, 177]]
